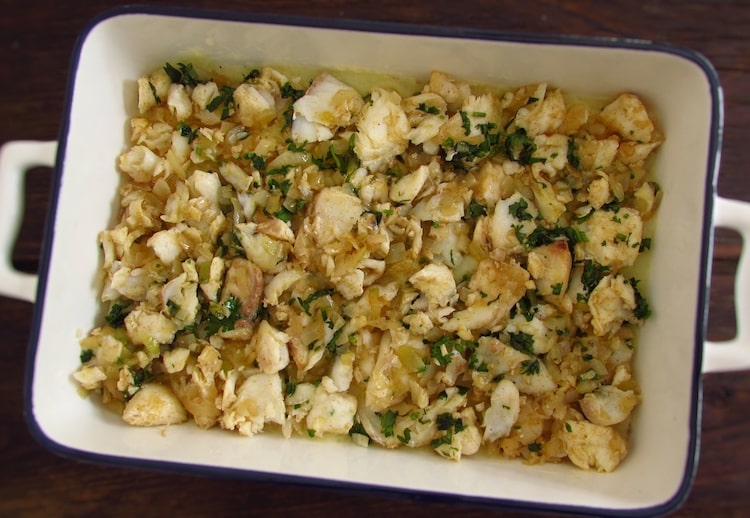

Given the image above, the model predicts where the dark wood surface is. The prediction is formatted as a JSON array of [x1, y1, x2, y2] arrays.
[[1, 1, 749, 516]]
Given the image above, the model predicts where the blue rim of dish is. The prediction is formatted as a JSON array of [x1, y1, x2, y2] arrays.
[[22, 4, 723, 517]]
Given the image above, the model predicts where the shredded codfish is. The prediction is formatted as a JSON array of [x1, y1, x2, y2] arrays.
[[74, 62, 662, 472]]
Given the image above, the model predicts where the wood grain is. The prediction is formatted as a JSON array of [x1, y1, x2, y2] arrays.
[[1, 1, 749, 516]]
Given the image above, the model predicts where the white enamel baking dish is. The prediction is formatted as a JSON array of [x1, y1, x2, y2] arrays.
[[2, 6, 749, 516]]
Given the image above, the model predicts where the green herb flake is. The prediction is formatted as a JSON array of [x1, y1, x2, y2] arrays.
[[508, 331, 535, 355], [242, 152, 266, 171], [80, 348, 94, 363], [280, 82, 304, 101], [325, 326, 344, 357], [206, 85, 236, 120], [348, 421, 371, 443], [630, 278, 652, 320], [268, 177, 291, 196], [436, 413, 456, 431], [298, 288, 335, 315], [567, 137, 581, 169], [148, 81, 160, 104], [285, 378, 298, 397], [123, 367, 151, 401], [286, 138, 308, 153], [417, 102, 440, 115], [243, 69, 261, 82], [430, 336, 476, 367], [163, 62, 200, 87], [266, 164, 293, 176], [468, 351, 489, 372], [105, 302, 132, 328], [204, 295, 244, 336], [273, 199, 307, 223], [505, 129, 545, 165], [520, 358, 541, 376], [581, 260, 610, 294], [460, 111, 472, 136], [467, 199, 488, 218], [397, 428, 412, 445], [177, 122, 199, 143], [166, 299, 180, 317], [508, 198, 533, 221], [380, 409, 398, 437]]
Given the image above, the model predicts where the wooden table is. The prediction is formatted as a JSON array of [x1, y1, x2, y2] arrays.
[[1, 1, 748, 515]]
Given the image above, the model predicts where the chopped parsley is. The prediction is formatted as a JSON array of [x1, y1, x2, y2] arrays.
[[417, 102, 440, 115], [268, 177, 291, 196], [567, 137, 580, 169], [325, 326, 345, 357], [468, 351, 489, 372], [348, 421, 372, 444], [380, 409, 398, 437], [163, 62, 200, 87], [460, 111, 472, 136], [467, 199, 488, 218], [580, 260, 610, 294], [397, 428, 412, 445], [602, 200, 622, 213], [524, 225, 588, 251], [520, 358, 541, 375], [80, 348, 94, 363], [166, 299, 180, 317], [286, 138, 308, 153], [177, 122, 199, 143], [504, 129, 545, 165], [242, 68, 260, 83], [297, 288, 335, 315], [508, 197, 533, 221], [242, 152, 267, 171], [266, 164, 293, 176], [204, 295, 244, 336], [430, 413, 465, 449], [280, 82, 304, 101], [206, 85, 236, 120], [511, 291, 538, 322], [148, 81, 160, 104], [105, 301, 132, 328], [123, 366, 151, 400], [630, 278, 652, 320], [430, 335, 477, 367], [442, 120, 502, 166], [312, 142, 359, 175], [508, 331, 535, 355], [242, 69, 261, 82], [436, 412, 462, 431]]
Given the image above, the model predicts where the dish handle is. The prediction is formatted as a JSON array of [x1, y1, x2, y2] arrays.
[[0, 140, 56, 303], [704, 196, 750, 372]]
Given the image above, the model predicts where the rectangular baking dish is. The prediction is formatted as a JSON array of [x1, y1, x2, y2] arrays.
[[2, 5, 741, 516]]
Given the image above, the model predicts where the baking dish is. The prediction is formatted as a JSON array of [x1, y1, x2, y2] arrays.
[[1, 5, 748, 516]]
